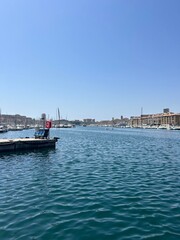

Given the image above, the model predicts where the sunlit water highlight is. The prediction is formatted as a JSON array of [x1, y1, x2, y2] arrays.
[[0, 127, 180, 239]]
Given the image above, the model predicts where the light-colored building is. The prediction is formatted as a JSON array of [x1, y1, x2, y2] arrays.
[[130, 109, 180, 127]]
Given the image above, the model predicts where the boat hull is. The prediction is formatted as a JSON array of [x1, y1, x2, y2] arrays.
[[0, 138, 58, 153]]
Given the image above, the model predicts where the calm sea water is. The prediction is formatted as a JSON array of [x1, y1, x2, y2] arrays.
[[0, 127, 180, 240]]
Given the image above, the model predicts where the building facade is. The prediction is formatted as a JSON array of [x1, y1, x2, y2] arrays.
[[130, 109, 180, 127]]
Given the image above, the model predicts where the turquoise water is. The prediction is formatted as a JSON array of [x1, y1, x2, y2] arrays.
[[0, 127, 180, 240]]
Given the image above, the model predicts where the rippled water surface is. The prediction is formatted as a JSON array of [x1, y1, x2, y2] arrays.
[[0, 127, 180, 240]]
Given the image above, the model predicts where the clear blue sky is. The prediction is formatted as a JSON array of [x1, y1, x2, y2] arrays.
[[0, 0, 180, 120]]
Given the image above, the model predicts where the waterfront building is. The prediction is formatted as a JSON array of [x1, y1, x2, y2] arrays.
[[0, 114, 35, 126], [130, 109, 180, 127], [83, 119, 95, 124]]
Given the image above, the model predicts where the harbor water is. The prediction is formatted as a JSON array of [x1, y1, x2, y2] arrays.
[[0, 127, 180, 240]]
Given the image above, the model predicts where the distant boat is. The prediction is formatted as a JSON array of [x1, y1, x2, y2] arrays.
[[62, 124, 74, 128], [54, 108, 75, 128], [158, 124, 170, 130], [55, 108, 61, 128], [8, 125, 24, 131], [0, 126, 8, 133], [170, 126, 180, 130], [55, 123, 74, 128]]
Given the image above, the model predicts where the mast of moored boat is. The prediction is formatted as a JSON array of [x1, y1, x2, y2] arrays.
[[58, 108, 61, 127]]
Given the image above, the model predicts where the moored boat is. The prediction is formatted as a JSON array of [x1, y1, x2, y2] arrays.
[[0, 114, 59, 153], [170, 126, 180, 130], [0, 126, 8, 133], [0, 137, 58, 153]]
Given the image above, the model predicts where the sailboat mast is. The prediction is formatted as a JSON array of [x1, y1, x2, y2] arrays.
[[58, 108, 60, 125]]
